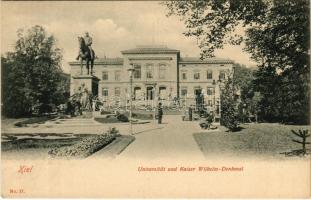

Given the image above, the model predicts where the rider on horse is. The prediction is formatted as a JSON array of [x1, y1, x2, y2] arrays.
[[76, 32, 95, 75], [84, 32, 94, 59]]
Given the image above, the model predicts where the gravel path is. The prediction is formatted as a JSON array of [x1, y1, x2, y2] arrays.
[[116, 115, 206, 160]]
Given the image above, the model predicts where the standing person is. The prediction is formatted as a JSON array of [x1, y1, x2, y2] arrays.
[[157, 102, 163, 124], [189, 106, 193, 121]]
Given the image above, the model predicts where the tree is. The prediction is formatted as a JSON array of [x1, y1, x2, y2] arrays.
[[163, 0, 310, 124], [220, 73, 239, 131], [244, 0, 310, 124], [2, 54, 33, 117], [233, 64, 265, 123], [1, 25, 65, 117], [248, 92, 262, 123]]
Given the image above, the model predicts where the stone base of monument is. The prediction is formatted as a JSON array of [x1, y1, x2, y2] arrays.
[[71, 75, 100, 96]]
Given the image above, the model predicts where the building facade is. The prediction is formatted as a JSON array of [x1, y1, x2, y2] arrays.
[[69, 45, 233, 111]]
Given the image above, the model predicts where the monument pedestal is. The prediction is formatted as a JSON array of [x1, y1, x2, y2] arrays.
[[71, 75, 100, 96]]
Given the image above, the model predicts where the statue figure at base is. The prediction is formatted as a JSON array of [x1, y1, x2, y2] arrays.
[[80, 85, 92, 111]]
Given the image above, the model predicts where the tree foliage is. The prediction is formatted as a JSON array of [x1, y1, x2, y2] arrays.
[[233, 64, 263, 122], [1, 25, 67, 117], [163, 0, 310, 124], [233, 63, 254, 90], [162, 0, 267, 58]]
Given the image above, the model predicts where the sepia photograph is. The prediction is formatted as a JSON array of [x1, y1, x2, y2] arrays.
[[1, 0, 310, 198]]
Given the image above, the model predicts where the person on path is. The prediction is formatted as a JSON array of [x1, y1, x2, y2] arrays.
[[189, 106, 193, 121], [158, 102, 163, 124]]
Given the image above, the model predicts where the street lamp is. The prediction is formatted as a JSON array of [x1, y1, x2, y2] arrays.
[[127, 63, 135, 135], [153, 87, 157, 121]]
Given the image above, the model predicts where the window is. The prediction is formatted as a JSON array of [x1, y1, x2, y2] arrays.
[[134, 87, 142, 100], [207, 70, 213, 79], [133, 64, 141, 79], [115, 71, 121, 81], [194, 71, 200, 80], [207, 87, 214, 95], [114, 87, 121, 96], [159, 86, 167, 100], [181, 71, 187, 80], [146, 86, 154, 100], [219, 71, 226, 80], [159, 65, 166, 79], [181, 88, 187, 97], [102, 88, 109, 97], [146, 64, 153, 79], [102, 71, 108, 80]]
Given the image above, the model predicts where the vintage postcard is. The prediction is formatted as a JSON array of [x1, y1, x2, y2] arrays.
[[1, 0, 310, 198]]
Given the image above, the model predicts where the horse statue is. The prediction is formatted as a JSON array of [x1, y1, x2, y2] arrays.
[[76, 37, 95, 75]]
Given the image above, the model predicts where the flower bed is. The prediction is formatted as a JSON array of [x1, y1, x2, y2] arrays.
[[48, 128, 119, 159]]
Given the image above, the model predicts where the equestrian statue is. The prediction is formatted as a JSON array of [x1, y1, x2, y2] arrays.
[[76, 32, 95, 75]]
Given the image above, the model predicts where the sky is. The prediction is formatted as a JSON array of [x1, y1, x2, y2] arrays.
[[1, 1, 257, 73]]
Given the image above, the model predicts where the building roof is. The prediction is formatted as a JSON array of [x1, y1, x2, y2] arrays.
[[68, 56, 233, 66], [121, 45, 180, 54], [179, 57, 234, 64], [69, 58, 124, 65]]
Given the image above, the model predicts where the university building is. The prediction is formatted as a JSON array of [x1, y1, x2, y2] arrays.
[[69, 45, 233, 112]]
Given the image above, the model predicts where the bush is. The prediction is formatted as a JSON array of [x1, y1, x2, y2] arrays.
[[100, 110, 112, 115], [220, 105, 239, 131], [117, 113, 129, 122]]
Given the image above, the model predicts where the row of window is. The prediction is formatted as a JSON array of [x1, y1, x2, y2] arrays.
[[102, 70, 121, 81], [101, 87, 216, 97], [134, 64, 167, 79], [181, 70, 226, 80], [101, 64, 167, 80], [102, 70, 226, 81], [102, 87, 121, 97], [180, 87, 215, 96]]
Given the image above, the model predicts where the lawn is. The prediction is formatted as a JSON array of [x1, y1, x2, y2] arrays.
[[193, 123, 311, 159], [14, 116, 57, 127]]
